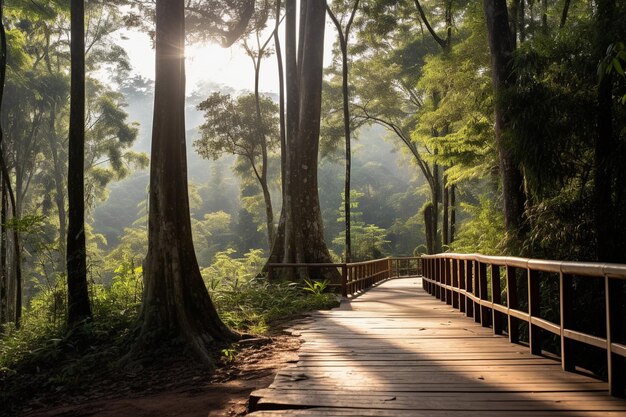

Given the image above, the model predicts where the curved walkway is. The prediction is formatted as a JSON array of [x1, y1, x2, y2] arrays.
[[248, 277, 626, 416]]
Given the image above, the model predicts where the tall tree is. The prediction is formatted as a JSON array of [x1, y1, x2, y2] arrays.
[[266, 0, 338, 281], [242, 4, 281, 245], [67, 0, 91, 325], [0, 0, 22, 327], [414, 0, 455, 250], [194, 92, 279, 248], [482, 0, 525, 238], [0, 0, 7, 326], [594, 0, 621, 262], [132, 0, 238, 363], [327, 0, 360, 263]]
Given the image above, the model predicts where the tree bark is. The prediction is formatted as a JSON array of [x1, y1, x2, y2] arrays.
[[48, 104, 67, 265], [450, 184, 456, 244], [266, 0, 339, 282], [274, 0, 286, 196], [432, 162, 440, 252], [134, 0, 239, 363], [67, 0, 92, 326], [483, 0, 526, 238], [0, 5, 4, 326], [0, 176, 5, 326], [443, 176, 449, 246], [252, 46, 275, 246], [0, 0, 21, 328], [424, 203, 434, 254], [560, 0, 571, 28], [594, 0, 617, 262]]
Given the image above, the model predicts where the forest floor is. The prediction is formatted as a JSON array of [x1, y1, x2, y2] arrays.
[[18, 334, 301, 417]]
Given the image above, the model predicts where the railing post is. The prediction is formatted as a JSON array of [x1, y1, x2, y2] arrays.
[[491, 264, 502, 335], [506, 266, 519, 343], [422, 258, 433, 295], [434, 259, 440, 299], [425, 258, 431, 294], [472, 261, 481, 323], [440, 258, 446, 302], [479, 262, 489, 327], [443, 258, 449, 304], [606, 276, 626, 397], [446, 258, 453, 305], [452, 259, 459, 309], [466, 260, 474, 318], [528, 269, 542, 355], [459, 260, 466, 314], [559, 272, 574, 372], [341, 264, 348, 297]]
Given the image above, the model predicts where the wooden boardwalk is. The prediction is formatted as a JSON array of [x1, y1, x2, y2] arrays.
[[248, 277, 626, 416]]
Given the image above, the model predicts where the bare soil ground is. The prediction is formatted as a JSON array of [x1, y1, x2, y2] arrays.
[[19, 335, 301, 417]]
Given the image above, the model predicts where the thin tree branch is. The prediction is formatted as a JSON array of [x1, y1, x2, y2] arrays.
[[413, 0, 447, 50]]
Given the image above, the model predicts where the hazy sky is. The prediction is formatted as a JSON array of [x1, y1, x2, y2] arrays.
[[117, 20, 336, 94]]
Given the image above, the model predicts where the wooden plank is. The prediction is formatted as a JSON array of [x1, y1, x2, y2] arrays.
[[254, 389, 624, 403], [268, 382, 609, 393], [254, 393, 626, 411], [248, 409, 626, 417]]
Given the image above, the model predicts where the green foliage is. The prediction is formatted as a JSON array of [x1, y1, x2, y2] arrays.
[[452, 195, 506, 255], [194, 92, 279, 162], [600, 41, 626, 105], [197, 249, 338, 334], [333, 190, 390, 260], [1, 247, 338, 410], [220, 347, 238, 363], [412, 8, 496, 184], [303, 279, 330, 295], [106, 257, 144, 314]]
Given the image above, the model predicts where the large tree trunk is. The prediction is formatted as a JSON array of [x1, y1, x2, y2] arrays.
[[67, 0, 92, 326], [483, 0, 526, 239], [0, 0, 21, 328], [274, 0, 286, 196], [594, 0, 617, 262], [266, 0, 339, 281], [133, 0, 238, 364], [0, 176, 5, 327]]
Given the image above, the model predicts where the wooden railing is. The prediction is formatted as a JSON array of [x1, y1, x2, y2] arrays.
[[421, 253, 626, 397], [266, 256, 420, 297]]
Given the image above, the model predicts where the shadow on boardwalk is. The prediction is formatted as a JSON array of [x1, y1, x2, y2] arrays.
[[247, 277, 626, 416]]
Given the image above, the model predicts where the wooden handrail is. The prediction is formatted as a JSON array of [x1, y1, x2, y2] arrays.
[[421, 253, 626, 278], [421, 253, 626, 398], [265, 256, 421, 297]]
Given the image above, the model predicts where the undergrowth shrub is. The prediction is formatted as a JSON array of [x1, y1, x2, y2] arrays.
[[1, 248, 339, 411]]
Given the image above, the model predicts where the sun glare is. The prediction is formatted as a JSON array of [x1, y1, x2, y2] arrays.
[[118, 28, 279, 94], [119, 20, 334, 96]]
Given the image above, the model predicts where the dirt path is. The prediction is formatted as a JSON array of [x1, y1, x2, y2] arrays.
[[21, 336, 301, 417]]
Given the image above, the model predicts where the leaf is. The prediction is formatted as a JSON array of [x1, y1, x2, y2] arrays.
[[613, 59, 625, 76]]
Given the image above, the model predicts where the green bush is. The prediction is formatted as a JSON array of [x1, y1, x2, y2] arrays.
[[1, 248, 339, 410]]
